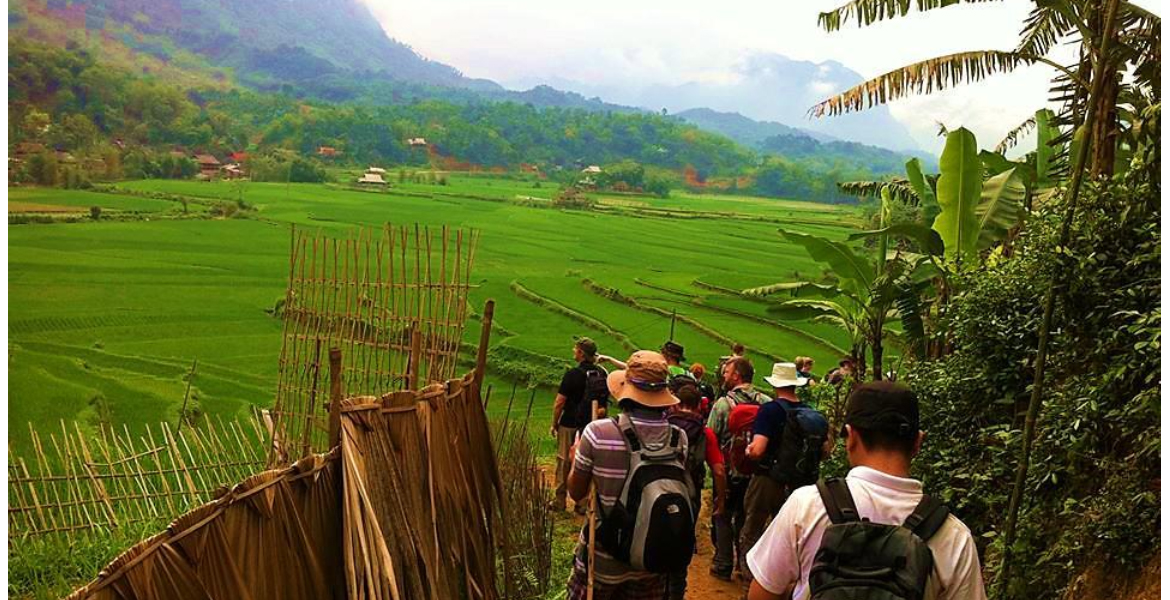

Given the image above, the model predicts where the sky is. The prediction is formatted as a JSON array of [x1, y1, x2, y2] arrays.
[[363, 0, 1084, 154]]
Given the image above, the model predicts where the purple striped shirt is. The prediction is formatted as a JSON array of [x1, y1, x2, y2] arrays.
[[572, 406, 688, 583]]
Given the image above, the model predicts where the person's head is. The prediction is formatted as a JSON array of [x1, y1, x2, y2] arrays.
[[607, 350, 679, 410], [574, 337, 598, 363], [763, 362, 808, 399], [674, 383, 702, 411], [839, 357, 855, 372], [841, 381, 924, 472], [689, 362, 706, 381], [661, 341, 686, 365], [722, 356, 753, 388], [731, 343, 745, 357], [794, 356, 814, 374]]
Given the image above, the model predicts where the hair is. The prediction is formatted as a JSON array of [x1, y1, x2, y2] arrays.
[[794, 356, 813, 371], [731, 343, 745, 355], [674, 384, 702, 410], [575, 338, 598, 358], [839, 356, 855, 367], [850, 425, 917, 456], [725, 356, 753, 383], [689, 362, 706, 379]]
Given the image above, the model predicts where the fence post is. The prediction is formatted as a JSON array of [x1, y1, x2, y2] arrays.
[[406, 325, 423, 390], [328, 347, 343, 449], [473, 299, 495, 398]]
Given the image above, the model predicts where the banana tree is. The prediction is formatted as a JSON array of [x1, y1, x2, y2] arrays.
[[742, 227, 929, 380]]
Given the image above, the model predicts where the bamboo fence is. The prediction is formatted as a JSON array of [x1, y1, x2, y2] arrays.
[[270, 224, 478, 463], [7, 416, 268, 545]]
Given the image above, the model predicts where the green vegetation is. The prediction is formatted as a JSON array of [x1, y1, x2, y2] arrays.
[[8, 176, 860, 460]]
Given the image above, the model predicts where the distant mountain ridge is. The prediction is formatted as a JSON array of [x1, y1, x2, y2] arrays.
[[676, 108, 937, 172]]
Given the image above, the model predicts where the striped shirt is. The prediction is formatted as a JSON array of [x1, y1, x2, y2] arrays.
[[572, 405, 688, 584]]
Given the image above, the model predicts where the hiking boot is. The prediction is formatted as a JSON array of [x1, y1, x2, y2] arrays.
[[709, 567, 733, 582]]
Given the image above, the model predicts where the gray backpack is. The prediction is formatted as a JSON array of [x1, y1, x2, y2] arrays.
[[594, 412, 696, 573]]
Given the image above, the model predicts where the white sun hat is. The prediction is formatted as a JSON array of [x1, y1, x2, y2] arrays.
[[764, 362, 809, 389]]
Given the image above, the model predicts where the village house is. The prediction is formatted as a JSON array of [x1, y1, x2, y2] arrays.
[[194, 154, 221, 179], [317, 146, 340, 157], [406, 137, 428, 147], [356, 172, 387, 186], [220, 163, 244, 179]]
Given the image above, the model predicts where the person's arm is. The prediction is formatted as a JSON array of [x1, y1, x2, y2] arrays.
[[550, 393, 568, 436], [746, 433, 770, 461], [940, 523, 988, 600], [707, 398, 729, 441], [711, 462, 728, 517], [747, 580, 793, 600], [595, 354, 627, 370], [567, 425, 595, 502]]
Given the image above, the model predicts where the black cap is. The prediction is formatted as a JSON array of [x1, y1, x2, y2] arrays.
[[661, 340, 686, 362], [841, 381, 920, 439]]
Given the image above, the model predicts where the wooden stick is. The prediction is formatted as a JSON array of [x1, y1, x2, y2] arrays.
[[587, 398, 599, 600], [74, 423, 117, 528], [177, 358, 198, 430], [473, 299, 495, 398], [328, 347, 344, 449]]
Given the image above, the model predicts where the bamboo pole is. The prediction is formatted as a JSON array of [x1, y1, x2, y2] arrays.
[[329, 347, 344, 449], [74, 423, 117, 528], [997, 1, 1121, 596], [473, 300, 495, 398]]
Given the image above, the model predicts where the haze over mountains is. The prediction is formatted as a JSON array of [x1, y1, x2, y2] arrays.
[[12, 0, 930, 166], [509, 53, 922, 152]]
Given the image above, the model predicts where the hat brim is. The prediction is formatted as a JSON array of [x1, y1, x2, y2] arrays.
[[607, 369, 679, 408], [765, 375, 809, 389]]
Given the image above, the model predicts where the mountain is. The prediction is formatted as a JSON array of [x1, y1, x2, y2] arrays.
[[674, 108, 837, 146], [10, 0, 500, 91], [516, 54, 922, 153], [676, 108, 937, 172]]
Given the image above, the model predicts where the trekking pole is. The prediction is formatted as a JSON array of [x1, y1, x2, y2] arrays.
[[587, 398, 599, 600]]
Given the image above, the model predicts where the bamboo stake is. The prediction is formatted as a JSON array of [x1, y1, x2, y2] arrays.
[[329, 347, 344, 449], [163, 424, 199, 505], [74, 423, 117, 528]]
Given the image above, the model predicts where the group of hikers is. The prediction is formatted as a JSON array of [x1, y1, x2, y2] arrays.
[[550, 338, 987, 600]]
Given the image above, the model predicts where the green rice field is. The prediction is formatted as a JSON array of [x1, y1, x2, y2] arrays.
[[8, 175, 865, 455]]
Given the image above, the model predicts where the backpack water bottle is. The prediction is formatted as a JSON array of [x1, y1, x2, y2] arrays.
[[595, 413, 696, 573], [810, 478, 950, 600]]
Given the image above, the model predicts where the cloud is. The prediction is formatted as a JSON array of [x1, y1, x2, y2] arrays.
[[361, 0, 1109, 153]]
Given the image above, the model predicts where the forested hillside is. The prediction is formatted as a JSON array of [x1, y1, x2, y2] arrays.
[[9, 36, 908, 201]]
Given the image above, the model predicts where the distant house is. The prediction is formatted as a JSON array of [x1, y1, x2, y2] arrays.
[[11, 142, 45, 162], [357, 173, 387, 185], [194, 154, 221, 178], [367, 167, 387, 174], [581, 165, 602, 174], [228, 151, 248, 163], [407, 138, 428, 147], [221, 163, 245, 179], [317, 146, 340, 157]]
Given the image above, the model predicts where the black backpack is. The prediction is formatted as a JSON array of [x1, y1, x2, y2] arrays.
[[667, 410, 707, 503], [810, 478, 950, 600], [594, 413, 696, 573], [764, 402, 829, 487], [574, 364, 610, 424]]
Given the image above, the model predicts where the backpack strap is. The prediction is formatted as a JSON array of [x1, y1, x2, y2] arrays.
[[616, 413, 641, 452], [816, 477, 860, 524], [902, 494, 950, 541], [668, 426, 681, 449]]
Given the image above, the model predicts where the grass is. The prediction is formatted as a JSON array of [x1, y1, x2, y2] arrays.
[[8, 176, 867, 458]]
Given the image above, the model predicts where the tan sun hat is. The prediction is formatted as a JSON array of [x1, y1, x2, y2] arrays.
[[764, 362, 810, 389], [606, 350, 679, 408]]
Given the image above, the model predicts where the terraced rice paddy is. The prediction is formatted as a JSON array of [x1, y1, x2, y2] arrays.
[[9, 175, 865, 456]]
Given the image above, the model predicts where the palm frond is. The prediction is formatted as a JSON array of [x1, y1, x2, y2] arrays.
[[935, 121, 950, 137], [994, 115, 1037, 154], [810, 51, 1036, 117], [1015, 4, 1079, 58], [818, 0, 1003, 33], [837, 179, 919, 204]]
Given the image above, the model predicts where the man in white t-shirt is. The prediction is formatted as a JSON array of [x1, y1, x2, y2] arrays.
[[745, 381, 987, 600]]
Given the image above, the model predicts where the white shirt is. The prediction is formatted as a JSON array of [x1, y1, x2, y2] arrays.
[[746, 466, 987, 600]]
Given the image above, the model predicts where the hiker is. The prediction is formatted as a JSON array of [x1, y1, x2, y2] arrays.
[[826, 357, 856, 385], [746, 382, 987, 600], [666, 383, 728, 600], [566, 351, 695, 599], [706, 356, 772, 582], [661, 341, 690, 378], [794, 356, 815, 382], [688, 362, 717, 420], [717, 342, 747, 397], [738, 363, 828, 588], [551, 337, 610, 515]]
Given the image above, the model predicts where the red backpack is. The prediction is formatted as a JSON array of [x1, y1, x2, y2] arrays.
[[723, 389, 769, 477]]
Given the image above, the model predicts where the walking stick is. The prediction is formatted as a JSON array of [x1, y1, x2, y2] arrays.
[[587, 398, 599, 600]]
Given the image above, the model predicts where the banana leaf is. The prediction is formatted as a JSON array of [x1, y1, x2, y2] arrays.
[[977, 167, 1027, 250], [849, 223, 945, 256], [778, 229, 874, 298], [932, 127, 984, 264]]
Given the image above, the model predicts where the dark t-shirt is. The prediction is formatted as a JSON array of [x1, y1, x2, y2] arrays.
[[752, 399, 808, 456], [557, 361, 608, 428]]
